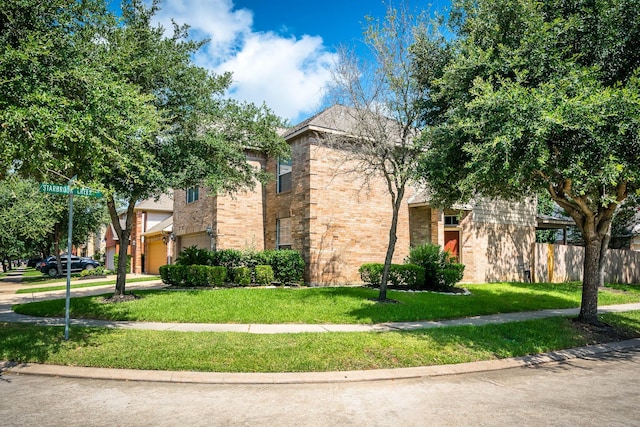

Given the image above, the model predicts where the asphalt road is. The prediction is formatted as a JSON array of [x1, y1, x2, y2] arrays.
[[2, 348, 639, 427]]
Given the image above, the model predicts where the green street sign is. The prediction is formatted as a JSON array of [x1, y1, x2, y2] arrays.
[[39, 183, 103, 198]]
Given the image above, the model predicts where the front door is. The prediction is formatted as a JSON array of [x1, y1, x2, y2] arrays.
[[444, 230, 460, 261]]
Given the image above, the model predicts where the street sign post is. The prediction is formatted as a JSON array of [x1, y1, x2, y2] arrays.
[[39, 179, 103, 340]]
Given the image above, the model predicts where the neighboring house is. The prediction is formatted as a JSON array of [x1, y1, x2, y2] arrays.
[[171, 105, 537, 285], [104, 193, 173, 273]]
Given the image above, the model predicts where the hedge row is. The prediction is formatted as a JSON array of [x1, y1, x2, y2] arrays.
[[174, 246, 304, 284], [358, 263, 426, 289], [159, 264, 276, 287]]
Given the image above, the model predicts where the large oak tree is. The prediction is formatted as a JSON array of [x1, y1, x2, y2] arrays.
[[415, 0, 640, 324]]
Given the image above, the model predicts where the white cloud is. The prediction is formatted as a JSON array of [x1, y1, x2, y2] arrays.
[[154, 0, 336, 123]]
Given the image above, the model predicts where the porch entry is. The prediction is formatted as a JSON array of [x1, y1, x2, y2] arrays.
[[444, 230, 460, 261]]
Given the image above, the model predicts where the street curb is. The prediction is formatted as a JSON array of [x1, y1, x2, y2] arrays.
[[3, 338, 639, 385]]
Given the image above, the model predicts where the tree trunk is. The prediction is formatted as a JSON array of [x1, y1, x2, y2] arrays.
[[114, 230, 130, 296], [378, 187, 405, 301], [107, 196, 136, 297], [579, 238, 603, 325], [598, 233, 610, 288]]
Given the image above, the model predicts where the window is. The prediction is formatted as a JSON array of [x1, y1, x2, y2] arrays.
[[277, 158, 292, 193], [186, 186, 199, 204], [444, 215, 459, 226], [276, 217, 292, 249]]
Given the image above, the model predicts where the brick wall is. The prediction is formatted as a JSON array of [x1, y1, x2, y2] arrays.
[[265, 132, 415, 285]]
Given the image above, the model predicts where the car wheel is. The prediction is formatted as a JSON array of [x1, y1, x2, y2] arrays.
[[84, 264, 95, 271], [47, 267, 58, 278]]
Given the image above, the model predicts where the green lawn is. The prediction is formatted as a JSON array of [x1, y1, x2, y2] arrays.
[[1, 312, 639, 372], [12, 282, 640, 324], [15, 276, 161, 294]]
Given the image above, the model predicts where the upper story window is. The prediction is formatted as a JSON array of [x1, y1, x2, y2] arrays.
[[186, 186, 199, 204], [276, 217, 292, 249], [277, 158, 292, 193], [444, 215, 460, 226]]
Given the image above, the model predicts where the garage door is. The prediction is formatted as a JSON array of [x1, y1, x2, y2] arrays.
[[146, 240, 167, 275]]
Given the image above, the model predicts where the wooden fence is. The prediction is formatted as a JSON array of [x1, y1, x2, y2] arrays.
[[532, 243, 640, 284]]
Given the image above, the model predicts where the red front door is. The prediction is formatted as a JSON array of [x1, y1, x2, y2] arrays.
[[444, 230, 460, 261]]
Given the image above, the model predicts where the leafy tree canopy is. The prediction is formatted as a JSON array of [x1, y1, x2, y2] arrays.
[[414, 0, 640, 324]]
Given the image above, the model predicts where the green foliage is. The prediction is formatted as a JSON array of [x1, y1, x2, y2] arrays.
[[359, 263, 384, 285], [414, 0, 640, 320], [360, 263, 426, 289], [206, 266, 227, 286], [210, 249, 243, 269], [263, 250, 304, 284], [185, 265, 210, 287], [406, 244, 465, 290], [232, 267, 252, 286], [175, 246, 211, 266], [165, 265, 187, 286], [113, 254, 131, 272], [160, 264, 225, 287], [79, 266, 106, 277], [389, 264, 426, 288], [255, 265, 275, 285]]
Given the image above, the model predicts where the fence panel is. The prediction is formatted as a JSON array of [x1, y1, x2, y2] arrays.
[[534, 243, 640, 284]]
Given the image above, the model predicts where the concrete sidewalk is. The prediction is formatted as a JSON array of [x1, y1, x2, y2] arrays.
[[3, 269, 640, 384]]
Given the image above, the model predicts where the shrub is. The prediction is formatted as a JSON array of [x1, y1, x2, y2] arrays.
[[406, 243, 465, 290], [211, 249, 243, 269], [159, 265, 170, 284], [80, 266, 106, 277], [255, 265, 274, 285], [389, 264, 425, 289], [207, 266, 227, 286], [175, 246, 212, 266], [185, 265, 210, 286], [232, 266, 252, 286], [359, 263, 384, 285], [160, 265, 187, 286], [264, 250, 304, 284], [359, 263, 425, 289], [113, 254, 131, 272]]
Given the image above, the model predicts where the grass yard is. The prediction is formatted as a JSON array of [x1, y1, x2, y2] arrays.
[[15, 276, 161, 294], [12, 282, 640, 324], [1, 312, 639, 372]]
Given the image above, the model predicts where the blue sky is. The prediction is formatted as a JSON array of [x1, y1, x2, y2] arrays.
[[117, 0, 450, 124]]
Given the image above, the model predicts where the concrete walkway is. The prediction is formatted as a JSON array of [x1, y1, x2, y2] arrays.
[[3, 267, 640, 383]]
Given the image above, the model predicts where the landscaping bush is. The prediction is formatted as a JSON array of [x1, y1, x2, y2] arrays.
[[264, 250, 304, 284], [359, 263, 384, 285], [211, 249, 243, 269], [80, 266, 107, 277], [160, 265, 187, 286], [113, 254, 131, 272], [185, 265, 210, 286], [232, 266, 252, 286], [175, 246, 212, 266], [389, 264, 425, 289], [255, 265, 274, 285], [207, 266, 227, 286], [359, 263, 425, 289], [406, 243, 465, 290]]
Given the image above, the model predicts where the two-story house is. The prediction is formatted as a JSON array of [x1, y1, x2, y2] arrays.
[[171, 105, 536, 285]]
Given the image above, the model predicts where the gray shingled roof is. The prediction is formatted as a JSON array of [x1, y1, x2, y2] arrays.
[[135, 192, 173, 212]]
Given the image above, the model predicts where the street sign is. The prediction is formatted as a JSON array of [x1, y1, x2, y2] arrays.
[[39, 178, 103, 340], [39, 183, 103, 198]]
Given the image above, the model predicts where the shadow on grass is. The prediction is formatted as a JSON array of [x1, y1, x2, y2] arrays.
[[0, 322, 111, 364]]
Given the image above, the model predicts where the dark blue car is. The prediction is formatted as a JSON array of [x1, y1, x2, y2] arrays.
[[37, 255, 100, 277]]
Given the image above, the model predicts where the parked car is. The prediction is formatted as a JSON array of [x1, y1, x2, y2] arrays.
[[27, 257, 43, 268], [37, 255, 101, 277]]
